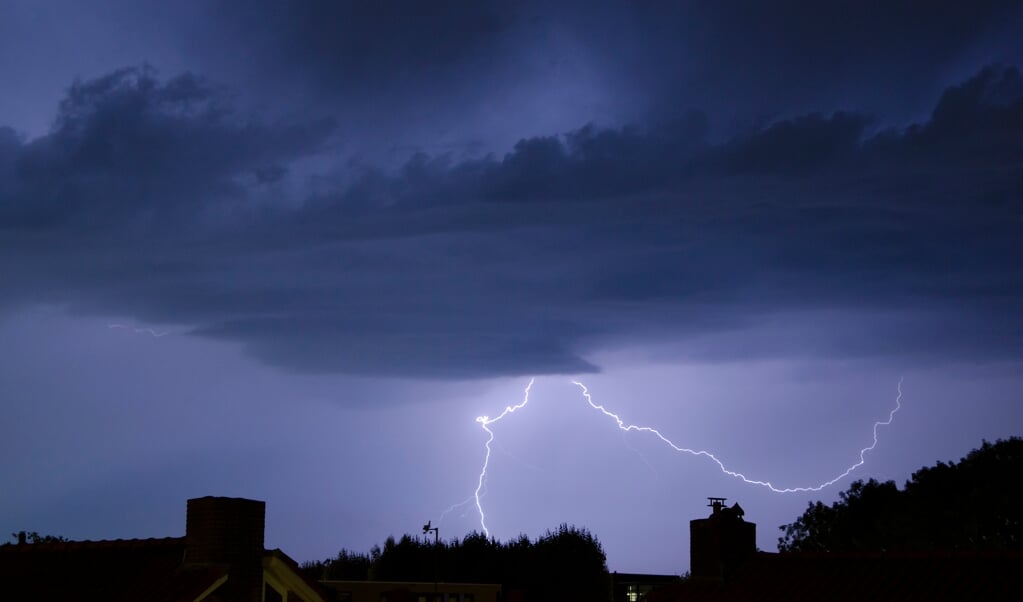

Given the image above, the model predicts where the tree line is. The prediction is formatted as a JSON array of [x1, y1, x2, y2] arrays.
[[301, 437, 1021, 597], [301, 523, 610, 601], [778, 436, 1023, 552]]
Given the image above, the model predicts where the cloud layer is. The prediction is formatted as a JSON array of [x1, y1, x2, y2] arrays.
[[1, 64, 1021, 378]]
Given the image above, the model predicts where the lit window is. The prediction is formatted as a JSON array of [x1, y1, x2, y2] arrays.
[[627, 584, 639, 602]]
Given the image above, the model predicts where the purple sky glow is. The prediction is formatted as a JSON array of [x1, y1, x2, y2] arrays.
[[2, 0, 1023, 575]]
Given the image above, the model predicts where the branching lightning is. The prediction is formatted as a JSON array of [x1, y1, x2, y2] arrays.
[[472, 378, 535, 537], [571, 377, 903, 493], [468, 377, 903, 536], [107, 323, 169, 337]]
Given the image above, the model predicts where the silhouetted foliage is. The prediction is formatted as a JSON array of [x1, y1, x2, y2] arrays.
[[778, 437, 1023, 552], [303, 524, 610, 601], [8, 532, 68, 544], [301, 548, 372, 580]]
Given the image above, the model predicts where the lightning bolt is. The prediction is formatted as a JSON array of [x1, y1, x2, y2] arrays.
[[472, 377, 535, 537], [572, 377, 903, 493], [468, 377, 903, 536], [107, 324, 169, 337]]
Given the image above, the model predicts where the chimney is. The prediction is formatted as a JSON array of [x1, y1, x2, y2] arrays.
[[17, 531, 26, 545], [690, 497, 756, 581], [185, 496, 266, 602]]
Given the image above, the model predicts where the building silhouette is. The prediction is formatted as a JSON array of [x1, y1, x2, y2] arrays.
[[647, 497, 1023, 602], [0, 496, 328, 601], [689, 497, 756, 582]]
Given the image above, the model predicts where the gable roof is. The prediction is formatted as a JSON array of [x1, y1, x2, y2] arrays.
[[0, 538, 331, 602], [264, 548, 334, 601]]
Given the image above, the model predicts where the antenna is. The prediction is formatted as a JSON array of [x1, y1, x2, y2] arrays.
[[423, 520, 438, 544]]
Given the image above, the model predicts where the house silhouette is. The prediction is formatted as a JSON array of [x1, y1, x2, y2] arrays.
[[0, 496, 328, 602]]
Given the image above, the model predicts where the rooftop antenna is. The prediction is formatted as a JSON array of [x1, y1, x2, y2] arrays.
[[423, 520, 440, 594]]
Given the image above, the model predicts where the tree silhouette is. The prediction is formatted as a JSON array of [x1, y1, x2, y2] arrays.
[[302, 548, 372, 580], [8, 532, 68, 544], [779, 437, 1023, 552], [303, 523, 610, 601]]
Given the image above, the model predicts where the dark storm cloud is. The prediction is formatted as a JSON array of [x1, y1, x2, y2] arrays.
[[173, 0, 1023, 173], [718, 112, 870, 174], [209, 1, 1022, 108], [2, 67, 334, 231], [325, 113, 710, 206], [212, 0, 509, 97], [208, 0, 1021, 197], [630, 0, 1023, 126], [1, 64, 1021, 378], [199, 0, 536, 159]]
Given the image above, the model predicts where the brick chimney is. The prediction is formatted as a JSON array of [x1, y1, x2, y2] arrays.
[[185, 496, 266, 602], [690, 497, 756, 581]]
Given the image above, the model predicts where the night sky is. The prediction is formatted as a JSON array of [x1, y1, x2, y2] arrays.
[[2, 0, 1023, 575]]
